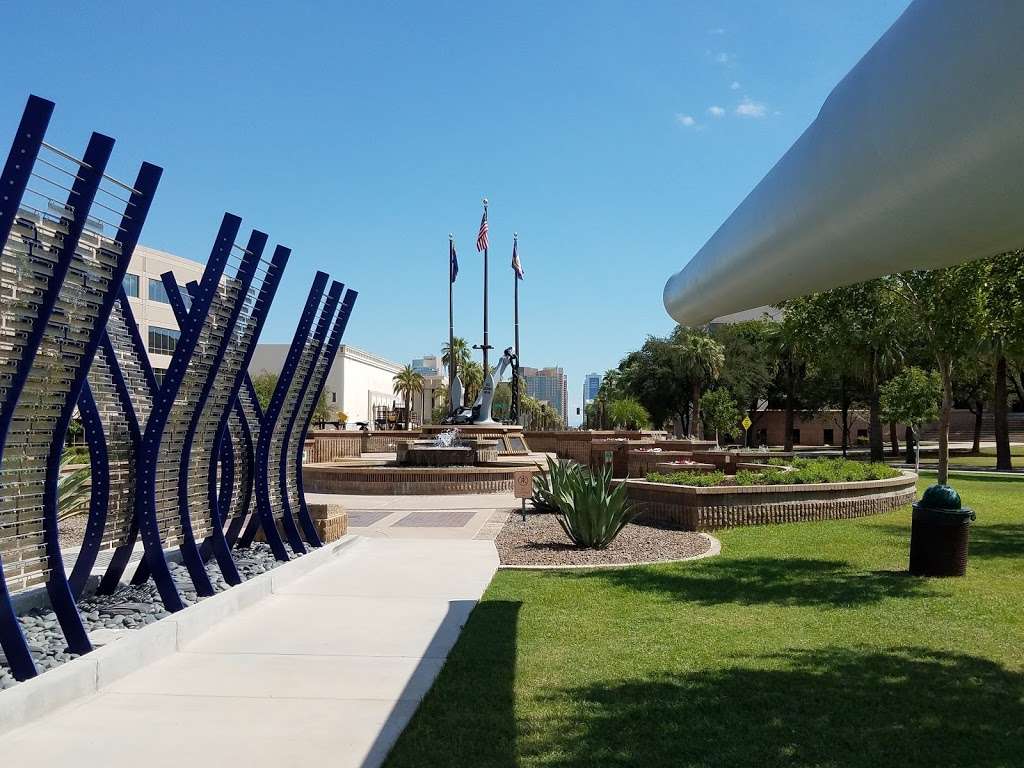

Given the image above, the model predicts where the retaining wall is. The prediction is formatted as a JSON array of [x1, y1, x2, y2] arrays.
[[614, 471, 917, 530]]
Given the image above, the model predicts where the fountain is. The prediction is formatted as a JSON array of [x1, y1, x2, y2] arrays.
[[395, 428, 499, 467]]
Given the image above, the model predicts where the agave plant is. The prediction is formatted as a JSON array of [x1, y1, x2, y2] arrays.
[[531, 457, 581, 511], [548, 458, 638, 549], [58, 448, 91, 522]]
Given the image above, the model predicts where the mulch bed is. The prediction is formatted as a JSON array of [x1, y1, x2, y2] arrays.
[[496, 512, 712, 568]]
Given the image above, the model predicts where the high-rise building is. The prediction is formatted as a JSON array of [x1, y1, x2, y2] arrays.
[[522, 366, 569, 425], [411, 355, 441, 376], [583, 372, 602, 404]]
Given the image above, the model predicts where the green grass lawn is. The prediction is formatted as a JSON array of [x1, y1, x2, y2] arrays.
[[385, 476, 1024, 768], [917, 445, 1024, 469]]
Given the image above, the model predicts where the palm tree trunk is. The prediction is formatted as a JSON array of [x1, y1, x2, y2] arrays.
[[889, 420, 900, 456], [868, 354, 884, 461], [691, 381, 702, 439], [971, 399, 983, 455], [840, 377, 849, 458], [994, 352, 1012, 470], [783, 368, 795, 452]]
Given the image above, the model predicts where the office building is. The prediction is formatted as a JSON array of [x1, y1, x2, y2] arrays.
[[583, 372, 602, 404], [521, 366, 568, 425]]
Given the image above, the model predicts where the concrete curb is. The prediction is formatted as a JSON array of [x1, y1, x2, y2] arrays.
[[498, 533, 722, 570], [0, 535, 363, 737]]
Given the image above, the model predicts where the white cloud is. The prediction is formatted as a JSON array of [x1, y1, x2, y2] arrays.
[[714, 52, 731, 64], [708, 27, 726, 35], [735, 97, 768, 118], [675, 113, 696, 127], [730, 80, 741, 90], [707, 105, 725, 118]]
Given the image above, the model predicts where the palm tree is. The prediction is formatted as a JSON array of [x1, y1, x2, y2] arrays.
[[676, 331, 725, 438], [392, 365, 424, 429], [460, 360, 484, 406]]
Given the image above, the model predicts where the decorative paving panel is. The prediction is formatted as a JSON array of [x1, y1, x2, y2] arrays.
[[394, 510, 477, 528], [345, 510, 394, 527]]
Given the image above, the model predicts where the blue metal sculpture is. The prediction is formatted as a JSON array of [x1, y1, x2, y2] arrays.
[[253, 273, 336, 559], [290, 288, 358, 540], [0, 94, 160, 679]]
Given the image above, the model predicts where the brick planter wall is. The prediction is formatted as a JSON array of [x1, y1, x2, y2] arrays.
[[614, 470, 917, 530], [303, 464, 525, 495], [308, 431, 363, 461], [627, 450, 696, 477]]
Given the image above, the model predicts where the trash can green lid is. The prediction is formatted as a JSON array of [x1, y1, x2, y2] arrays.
[[920, 484, 962, 510]]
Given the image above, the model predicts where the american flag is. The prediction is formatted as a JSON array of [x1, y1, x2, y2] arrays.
[[476, 208, 489, 252], [511, 237, 523, 279]]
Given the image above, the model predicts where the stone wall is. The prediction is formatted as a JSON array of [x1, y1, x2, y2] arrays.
[[614, 471, 917, 530]]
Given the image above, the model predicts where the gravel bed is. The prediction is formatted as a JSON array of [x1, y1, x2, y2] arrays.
[[0, 543, 292, 690], [496, 513, 712, 568]]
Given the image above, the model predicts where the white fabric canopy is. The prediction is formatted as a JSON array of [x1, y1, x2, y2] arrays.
[[664, 0, 1024, 326]]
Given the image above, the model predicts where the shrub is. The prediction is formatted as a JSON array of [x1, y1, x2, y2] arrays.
[[751, 458, 899, 484], [607, 397, 651, 430], [645, 470, 726, 487], [547, 458, 638, 549], [735, 468, 789, 485]]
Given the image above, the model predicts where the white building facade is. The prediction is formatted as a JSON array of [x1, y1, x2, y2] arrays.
[[249, 344, 404, 428], [123, 244, 206, 384]]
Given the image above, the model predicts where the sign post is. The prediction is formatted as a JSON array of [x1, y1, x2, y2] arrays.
[[742, 414, 752, 448], [513, 469, 533, 522]]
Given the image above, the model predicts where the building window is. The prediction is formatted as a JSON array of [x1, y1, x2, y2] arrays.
[[791, 428, 801, 445], [331, 392, 337, 403], [148, 278, 171, 303], [123, 273, 139, 298], [823, 428, 834, 445], [148, 325, 180, 355], [153, 368, 167, 386]]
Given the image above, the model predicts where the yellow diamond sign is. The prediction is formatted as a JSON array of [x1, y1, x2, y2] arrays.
[[742, 415, 752, 430]]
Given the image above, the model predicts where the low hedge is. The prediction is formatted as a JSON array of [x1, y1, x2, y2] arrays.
[[645, 470, 726, 487], [647, 458, 900, 487]]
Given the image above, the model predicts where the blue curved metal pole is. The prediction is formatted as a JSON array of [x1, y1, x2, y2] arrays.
[[255, 272, 330, 559], [42, 151, 159, 657], [68, 382, 108, 599], [137, 213, 240, 606], [279, 280, 344, 547], [0, 95, 55, 681], [293, 288, 358, 542]]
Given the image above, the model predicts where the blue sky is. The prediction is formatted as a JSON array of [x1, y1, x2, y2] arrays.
[[2, 1, 909, 424]]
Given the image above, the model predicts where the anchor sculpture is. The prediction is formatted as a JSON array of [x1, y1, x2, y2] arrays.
[[446, 346, 517, 425]]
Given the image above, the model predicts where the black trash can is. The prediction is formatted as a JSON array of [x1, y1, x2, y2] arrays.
[[909, 484, 975, 577]]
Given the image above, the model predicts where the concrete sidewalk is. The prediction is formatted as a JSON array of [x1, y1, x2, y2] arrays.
[[0, 536, 499, 767]]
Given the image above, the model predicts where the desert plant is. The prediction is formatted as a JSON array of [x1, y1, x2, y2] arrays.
[[549, 460, 638, 549], [532, 457, 582, 511], [58, 449, 91, 522]]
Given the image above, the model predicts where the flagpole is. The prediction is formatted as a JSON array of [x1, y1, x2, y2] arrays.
[[481, 198, 490, 375], [513, 232, 520, 362], [448, 234, 455, 412]]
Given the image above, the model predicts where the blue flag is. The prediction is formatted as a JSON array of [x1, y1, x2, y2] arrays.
[[450, 238, 458, 283]]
